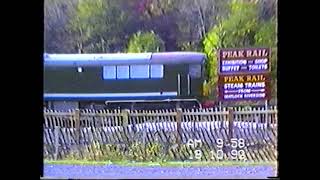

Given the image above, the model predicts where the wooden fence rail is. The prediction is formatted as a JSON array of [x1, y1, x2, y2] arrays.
[[43, 107, 277, 162]]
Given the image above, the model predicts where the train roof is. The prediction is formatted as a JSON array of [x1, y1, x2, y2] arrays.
[[44, 52, 206, 66]]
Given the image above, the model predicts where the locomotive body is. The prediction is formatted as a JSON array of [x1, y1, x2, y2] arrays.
[[44, 52, 206, 111]]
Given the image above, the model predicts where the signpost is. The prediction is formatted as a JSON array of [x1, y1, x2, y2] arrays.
[[219, 48, 271, 74], [217, 47, 272, 110], [218, 73, 271, 101]]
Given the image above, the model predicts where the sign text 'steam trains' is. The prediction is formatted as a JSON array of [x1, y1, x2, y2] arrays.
[[224, 82, 265, 89], [221, 49, 269, 59]]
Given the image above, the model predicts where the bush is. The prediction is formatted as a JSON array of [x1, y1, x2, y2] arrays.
[[127, 31, 165, 53]]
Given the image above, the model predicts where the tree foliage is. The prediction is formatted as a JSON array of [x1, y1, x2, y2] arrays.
[[69, 0, 129, 53], [220, 0, 260, 48], [202, 0, 277, 99], [255, 18, 277, 98], [175, 0, 229, 51], [44, 0, 77, 53], [127, 31, 165, 53]]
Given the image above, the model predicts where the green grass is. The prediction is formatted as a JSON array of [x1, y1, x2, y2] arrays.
[[44, 159, 277, 167], [44, 159, 111, 165]]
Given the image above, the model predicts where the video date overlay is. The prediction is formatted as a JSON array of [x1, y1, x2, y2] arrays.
[[219, 48, 270, 74], [187, 138, 247, 161], [218, 74, 271, 101]]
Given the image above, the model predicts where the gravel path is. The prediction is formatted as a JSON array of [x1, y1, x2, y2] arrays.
[[43, 164, 277, 179]]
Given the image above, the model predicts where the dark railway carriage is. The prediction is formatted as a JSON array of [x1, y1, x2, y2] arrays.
[[44, 52, 206, 110]]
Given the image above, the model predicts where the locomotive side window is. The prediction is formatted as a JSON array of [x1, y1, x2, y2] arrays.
[[130, 65, 149, 78], [150, 65, 164, 78], [103, 66, 116, 79], [116, 65, 130, 79], [189, 64, 201, 78], [77, 67, 83, 73], [103, 65, 164, 79]]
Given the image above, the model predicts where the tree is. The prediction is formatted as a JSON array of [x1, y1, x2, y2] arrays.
[[219, 0, 260, 48], [127, 31, 165, 53], [258, 0, 277, 21], [175, 0, 229, 51], [255, 18, 277, 99], [69, 0, 129, 53], [203, 0, 260, 85], [44, 0, 78, 53], [202, 24, 224, 98], [134, 0, 179, 51], [202, 0, 277, 100], [139, 0, 175, 18]]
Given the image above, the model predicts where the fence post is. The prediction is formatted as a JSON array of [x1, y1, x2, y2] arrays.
[[142, 123, 146, 160], [228, 108, 234, 143], [121, 109, 130, 144], [176, 108, 182, 145], [265, 100, 269, 128], [74, 109, 80, 144], [122, 109, 129, 126], [54, 126, 60, 160]]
